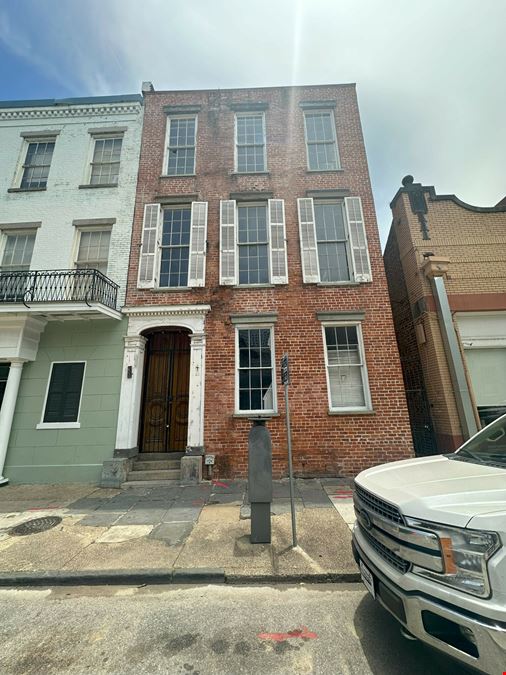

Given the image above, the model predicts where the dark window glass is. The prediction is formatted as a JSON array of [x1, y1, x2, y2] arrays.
[[236, 114, 265, 172], [237, 204, 269, 284], [314, 202, 350, 282], [304, 112, 338, 171], [21, 141, 55, 189], [159, 207, 191, 287], [238, 328, 274, 411], [167, 117, 196, 175], [43, 363, 85, 423]]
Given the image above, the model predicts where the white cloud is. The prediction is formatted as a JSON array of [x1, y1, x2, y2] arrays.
[[1, 0, 505, 245]]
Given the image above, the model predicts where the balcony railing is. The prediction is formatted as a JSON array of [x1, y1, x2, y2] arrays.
[[0, 269, 119, 311]]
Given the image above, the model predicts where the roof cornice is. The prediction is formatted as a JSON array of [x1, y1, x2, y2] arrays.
[[0, 103, 142, 121]]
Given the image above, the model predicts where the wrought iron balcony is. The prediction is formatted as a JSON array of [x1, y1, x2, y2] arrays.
[[0, 269, 119, 311]]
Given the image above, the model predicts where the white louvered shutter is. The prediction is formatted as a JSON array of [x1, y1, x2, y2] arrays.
[[268, 199, 288, 284], [220, 200, 237, 285], [345, 196, 372, 282], [138, 203, 161, 288], [188, 201, 208, 287], [297, 198, 320, 283]]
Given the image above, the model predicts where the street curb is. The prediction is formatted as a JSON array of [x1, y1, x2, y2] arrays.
[[0, 568, 360, 587]]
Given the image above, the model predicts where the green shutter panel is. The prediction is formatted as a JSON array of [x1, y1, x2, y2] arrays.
[[43, 363, 85, 423]]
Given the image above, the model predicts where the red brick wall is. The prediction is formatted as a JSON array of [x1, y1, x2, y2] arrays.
[[127, 84, 413, 477]]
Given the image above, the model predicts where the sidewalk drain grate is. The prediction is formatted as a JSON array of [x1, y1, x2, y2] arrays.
[[10, 516, 62, 537]]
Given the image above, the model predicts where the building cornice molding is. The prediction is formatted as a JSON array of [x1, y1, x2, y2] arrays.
[[123, 304, 211, 319], [0, 103, 142, 121]]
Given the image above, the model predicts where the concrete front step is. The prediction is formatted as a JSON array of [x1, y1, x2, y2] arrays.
[[121, 479, 182, 488], [133, 460, 181, 471], [126, 469, 181, 481], [137, 453, 184, 461]]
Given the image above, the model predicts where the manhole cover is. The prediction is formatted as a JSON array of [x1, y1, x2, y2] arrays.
[[10, 516, 62, 536]]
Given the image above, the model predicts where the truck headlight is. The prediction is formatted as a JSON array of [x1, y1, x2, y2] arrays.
[[405, 518, 501, 598]]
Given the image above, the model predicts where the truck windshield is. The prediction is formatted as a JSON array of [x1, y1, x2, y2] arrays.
[[456, 415, 506, 467]]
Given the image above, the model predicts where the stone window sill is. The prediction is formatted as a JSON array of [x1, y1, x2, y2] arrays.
[[79, 183, 118, 189], [36, 422, 81, 429], [306, 169, 344, 174], [316, 281, 360, 287], [230, 172, 270, 177], [233, 412, 280, 419], [327, 409, 375, 416], [8, 187, 46, 193], [231, 284, 276, 289], [150, 286, 192, 293], [159, 174, 196, 179]]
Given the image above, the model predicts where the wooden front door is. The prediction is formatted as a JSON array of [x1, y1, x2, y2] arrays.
[[140, 330, 191, 453]]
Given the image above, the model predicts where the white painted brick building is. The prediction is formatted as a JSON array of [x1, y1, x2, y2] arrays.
[[0, 95, 143, 484]]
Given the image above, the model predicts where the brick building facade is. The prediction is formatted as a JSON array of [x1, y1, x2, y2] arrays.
[[113, 83, 413, 483], [384, 176, 506, 455]]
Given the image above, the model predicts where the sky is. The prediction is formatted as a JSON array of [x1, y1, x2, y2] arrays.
[[1, 0, 505, 247]]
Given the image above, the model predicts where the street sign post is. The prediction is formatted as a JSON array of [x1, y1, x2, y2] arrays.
[[281, 353, 297, 547]]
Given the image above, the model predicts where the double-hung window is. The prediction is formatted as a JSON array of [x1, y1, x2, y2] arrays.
[[236, 325, 276, 414], [138, 202, 208, 289], [0, 231, 36, 272], [38, 362, 86, 429], [89, 136, 122, 185], [304, 111, 339, 171], [75, 229, 111, 275], [165, 116, 197, 175], [219, 199, 287, 286], [159, 206, 191, 287], [297, 196, 372, 284], [322, 322, 371, 412], [0, 229, 37, 302], [20, 139, 55, 189], [235, 113, 266, 173]]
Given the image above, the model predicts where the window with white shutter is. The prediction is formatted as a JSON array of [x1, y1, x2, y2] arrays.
[[345, 197, 372, 282], [297, 196, 371, 284], [138, 203, 161, 288], [220, 199, 288, 286], [188, 202, 208, 287]]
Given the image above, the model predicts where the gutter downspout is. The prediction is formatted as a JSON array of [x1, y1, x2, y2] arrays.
[[423, 257, 478, 440]]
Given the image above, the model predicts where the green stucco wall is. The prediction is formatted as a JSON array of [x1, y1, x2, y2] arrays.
[[4, 318, 125, 484]]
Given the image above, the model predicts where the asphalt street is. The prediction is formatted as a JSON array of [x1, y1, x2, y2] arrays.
[[0, 583, 472, 675]]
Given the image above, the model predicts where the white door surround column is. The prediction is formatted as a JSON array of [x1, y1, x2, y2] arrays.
[[114, 335, 147, 454], [188, 331, 206, 450], [0, 360, 24, 485], [115, 305, 211, 456]]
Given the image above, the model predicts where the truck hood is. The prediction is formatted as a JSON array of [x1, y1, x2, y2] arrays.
[[356, 455, 506, 528]]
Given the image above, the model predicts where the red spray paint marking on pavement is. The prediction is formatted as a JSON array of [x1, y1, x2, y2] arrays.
[[257, 627, 318, 642], [212, 481, 229, 489]]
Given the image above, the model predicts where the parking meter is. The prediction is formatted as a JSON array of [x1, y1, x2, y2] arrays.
[[248, 417, 273, 544]]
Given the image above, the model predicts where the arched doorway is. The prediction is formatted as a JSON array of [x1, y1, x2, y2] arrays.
[[139, 328, 191, 453]]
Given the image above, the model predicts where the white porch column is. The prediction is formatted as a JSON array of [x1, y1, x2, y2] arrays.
[[0, 361, 24, 485], [114, 335, 147, 454], [187, 331, 206, 451]]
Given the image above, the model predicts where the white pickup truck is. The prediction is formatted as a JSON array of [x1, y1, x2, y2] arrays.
[[352, 414, 506, 674]]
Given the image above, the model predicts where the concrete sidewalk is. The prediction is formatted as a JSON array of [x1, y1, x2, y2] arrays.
[[0, 478, 358, 585]]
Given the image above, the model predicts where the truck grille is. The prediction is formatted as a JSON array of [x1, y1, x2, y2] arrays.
[[360, 526, 410, 573], [354, 484, 403, 524]]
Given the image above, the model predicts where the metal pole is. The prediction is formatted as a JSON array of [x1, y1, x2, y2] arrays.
[[284, 381, 297, 547]]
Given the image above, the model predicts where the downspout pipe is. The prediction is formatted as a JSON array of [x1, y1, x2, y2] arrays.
[[427, 269, 478, 440]]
